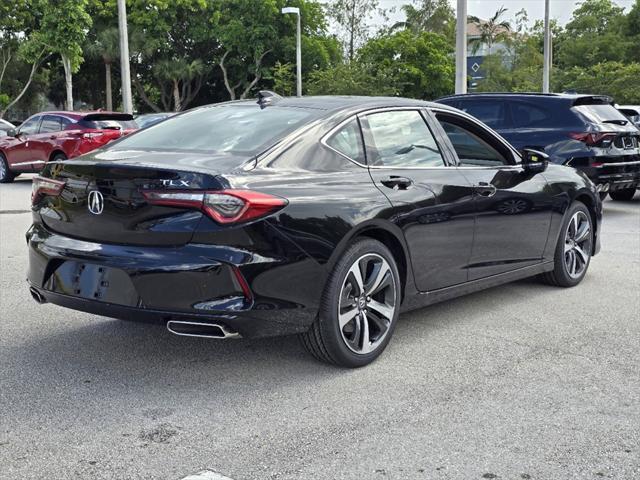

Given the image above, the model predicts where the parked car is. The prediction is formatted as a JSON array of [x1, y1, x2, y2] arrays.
[[436, 93, 640, 202], [27, 94, 601, 367], [0, 119, 15, 136], [617, 105, 640, 129], [0, 111, 137, 183], [135, 112, 174, 129]]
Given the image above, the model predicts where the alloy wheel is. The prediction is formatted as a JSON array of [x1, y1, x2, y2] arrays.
[[0, 158, 6, 180], [338, 253, 397, 355], [564, 211, 592, 278]]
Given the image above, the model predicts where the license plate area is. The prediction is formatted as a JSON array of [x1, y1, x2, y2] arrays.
[[44, 261, 139, 306]]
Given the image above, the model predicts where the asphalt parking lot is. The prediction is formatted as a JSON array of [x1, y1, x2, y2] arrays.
[[1, 175, 639, 480]]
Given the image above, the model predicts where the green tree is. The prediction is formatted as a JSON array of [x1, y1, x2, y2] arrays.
[[37, 0, 92, 110], [557, 62, 640, 103], [271, 61, 295, 96], [392, 0, 455, 39], [358, 30, 454, 99], [327, 0, 386, 62], [152, 58, 205, 111], [0, 0, 50, 118], [85, 27, 119, 110], [555, 0, 628, 69], [306, 62, 398, 96]]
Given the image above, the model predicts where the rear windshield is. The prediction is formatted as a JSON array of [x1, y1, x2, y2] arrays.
[[78, 119, 138, 130], [110, 104, 316, 154], [573, 104, 630, 125]]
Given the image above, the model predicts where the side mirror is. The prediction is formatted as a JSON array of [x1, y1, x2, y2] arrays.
[[521, 148, 549, 173], [7, 128, 18, 137]]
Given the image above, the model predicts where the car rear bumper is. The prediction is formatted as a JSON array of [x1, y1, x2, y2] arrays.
[[578, 159, 640, 191], [26, 222, 324, 338]]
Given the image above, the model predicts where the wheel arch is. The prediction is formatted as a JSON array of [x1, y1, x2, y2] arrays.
[[327, 220, 413, 302], [49, 149, 67, 161], [573, 190, 599, 254]]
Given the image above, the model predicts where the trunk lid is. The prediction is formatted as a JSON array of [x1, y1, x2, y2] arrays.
[[36, 150, 251, 246]]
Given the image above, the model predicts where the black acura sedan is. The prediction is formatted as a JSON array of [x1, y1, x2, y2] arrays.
[[27, 94, 602, 367]]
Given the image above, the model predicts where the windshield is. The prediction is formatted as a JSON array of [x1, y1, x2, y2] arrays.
[[110, 104, 316, 154]]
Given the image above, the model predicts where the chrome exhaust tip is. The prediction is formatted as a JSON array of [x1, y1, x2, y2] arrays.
[[29, 287, 47, 304], [166, 320, 240, 339]]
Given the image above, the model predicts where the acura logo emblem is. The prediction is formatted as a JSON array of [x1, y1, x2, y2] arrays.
[[87, 190, 104, 215]]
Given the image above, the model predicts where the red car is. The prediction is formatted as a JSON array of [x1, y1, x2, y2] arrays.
[[0, 111, 137, 183]]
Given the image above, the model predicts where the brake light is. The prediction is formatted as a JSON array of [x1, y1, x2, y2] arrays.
[[31, 176, 66, 204], [141, 189, 288, 224], [82, 132, 104, 139], [569, 132, 617, 147]]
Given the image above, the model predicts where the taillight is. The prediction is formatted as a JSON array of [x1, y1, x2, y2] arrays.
[[81, 132, 104, 139], [31, 176, 66, 204], [141, 189, 288, 224], [569, 132, 617, 147]]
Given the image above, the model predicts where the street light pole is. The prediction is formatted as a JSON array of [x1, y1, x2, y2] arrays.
[[543, 0, 551, 93], [282, 6, 302, 97], [117, 0, 134, 113], [455, 0, 467, 94]]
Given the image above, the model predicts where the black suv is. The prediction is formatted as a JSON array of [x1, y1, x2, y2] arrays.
[[437, 93, 640, 201]]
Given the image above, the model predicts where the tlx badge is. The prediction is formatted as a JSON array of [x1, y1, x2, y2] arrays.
[[160, 179, 190, 187]]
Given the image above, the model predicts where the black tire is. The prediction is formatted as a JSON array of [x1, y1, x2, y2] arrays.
[[541, 201, 593, 288], [300, 238, 401, 368], [0, 153, 16, 183], [609, 188, 636, 202], [51, 152, 67, 162]]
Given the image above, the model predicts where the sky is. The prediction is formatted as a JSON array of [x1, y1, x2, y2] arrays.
[[375, 0, 636, 27]]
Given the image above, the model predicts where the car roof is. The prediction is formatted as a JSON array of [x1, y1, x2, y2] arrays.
[[225, 95, 458, 113], [30, 111, 130, 120], [437, 92, 614, 106]]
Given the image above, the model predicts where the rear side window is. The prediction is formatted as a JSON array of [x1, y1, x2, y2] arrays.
[[573, 104, 632, 125], [511, 103, 553, 128], [111, 105, 316, 154], [363, 110, 444, 167], [457, 100, 507, 129], [325, 118, 365, 164], [39, 115, 63, 133]]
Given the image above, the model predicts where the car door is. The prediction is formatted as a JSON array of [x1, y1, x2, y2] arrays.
[[29, 114, 64, 169], [360, 108, 476, 292], [4, 115, 42, 170], [431, 108, 553, 280]]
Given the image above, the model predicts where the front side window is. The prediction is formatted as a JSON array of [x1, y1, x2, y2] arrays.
[[363, 110, 444, 167], [111, 105, 316, 155], [39, 115, 62, 133], [437, 117, 509, 167], [326, 118, 365, 164], [18, 116, 41, 135]]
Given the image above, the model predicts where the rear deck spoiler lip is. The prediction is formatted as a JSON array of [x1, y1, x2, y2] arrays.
[[572, 95, 614, 106]]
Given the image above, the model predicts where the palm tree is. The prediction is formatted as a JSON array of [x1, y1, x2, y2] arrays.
[[469, 6, 512, 56], [86, 28, 120, 111], [153, 58, 205, 112]]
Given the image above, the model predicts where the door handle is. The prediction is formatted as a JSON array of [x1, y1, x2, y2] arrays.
[[474, 182, 497, 197], [381, 176, 413, 190]]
